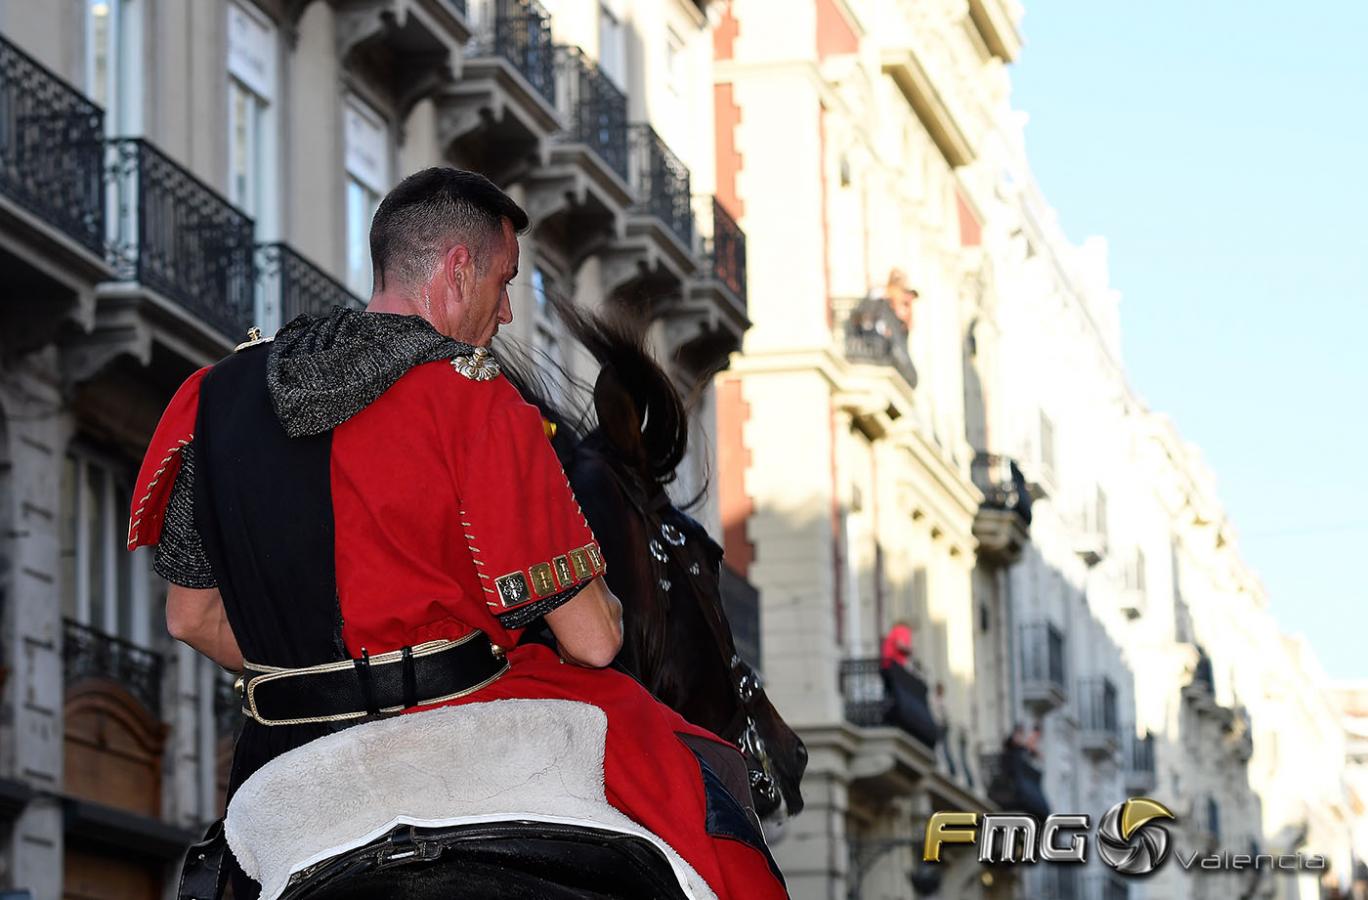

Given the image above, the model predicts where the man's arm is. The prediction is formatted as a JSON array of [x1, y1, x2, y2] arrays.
[[166, 585, 244, 671], [544, 577, 623, 668]]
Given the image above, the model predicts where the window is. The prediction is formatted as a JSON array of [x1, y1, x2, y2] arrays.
[[531, 268, 566, 399], [665, 28, 685, 97], [598, 2, 626, 88], [227, 2, 278, 235], [60, 450, 154, 645], [344, 96, 390, 297], [86, 0, 119, 111], [1038, 410, 1055, 481], [86, 0, 141, 134]]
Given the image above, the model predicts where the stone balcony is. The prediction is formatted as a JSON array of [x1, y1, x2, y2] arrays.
[[1124, 730, 1157, 795], [439, 0, 560, 180], [970, 451, 1032, 566], [839, 657, 939, 751], [1020, 621, 1067, 712], [1077, 677, 1121, 760]]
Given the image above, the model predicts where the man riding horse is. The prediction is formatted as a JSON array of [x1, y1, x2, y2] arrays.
[[128, 168, 788, 900]]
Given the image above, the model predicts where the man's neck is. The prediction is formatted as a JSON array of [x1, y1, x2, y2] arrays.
[[366, 290, 423, 318]]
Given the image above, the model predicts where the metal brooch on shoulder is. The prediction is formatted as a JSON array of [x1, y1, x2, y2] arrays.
[[235, 326, 274, 353], [451, 347, 500, 381]]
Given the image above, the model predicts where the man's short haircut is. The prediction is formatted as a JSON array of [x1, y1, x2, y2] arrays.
[[369, 167, 530, 293]]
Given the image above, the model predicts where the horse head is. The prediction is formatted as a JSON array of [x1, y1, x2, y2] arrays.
[[501, 306, 807, 824]]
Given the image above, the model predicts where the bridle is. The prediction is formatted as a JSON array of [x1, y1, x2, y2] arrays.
[[594, 450, 784, 815]]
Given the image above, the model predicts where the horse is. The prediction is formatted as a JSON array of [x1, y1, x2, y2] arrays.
[[496, 301, 807, 829]]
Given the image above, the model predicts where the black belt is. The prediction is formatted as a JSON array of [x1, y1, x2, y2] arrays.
[[240, 633, 509, 726]]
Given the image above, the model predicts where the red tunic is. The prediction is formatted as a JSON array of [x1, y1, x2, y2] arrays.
[[133, 356, 786, 900]]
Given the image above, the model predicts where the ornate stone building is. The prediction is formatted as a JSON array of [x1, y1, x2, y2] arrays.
[[0, 1, 747, 896]]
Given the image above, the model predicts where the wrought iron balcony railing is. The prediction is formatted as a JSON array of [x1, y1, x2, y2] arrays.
[[692, 194, 747, 306], [1021, 621, 1067, 709], [1028, 860, 1079, 900], [1084, 873, 1129, 900], [970, 451, 1033, 524], [474, 0, 555, 105], [981, 745, 1050, 820], [627, 123, 692, 248], [0, 34, 106, 255], [1078, 676, 1121, 755], [105, 138, 256, 340], [1126, 730, 1156, 792], [256, 242, 363, 324], [839, 657, 939, 749], [840, 296, 918, 387], [553, 45, 628, 181], [62, 618, 164, 717]]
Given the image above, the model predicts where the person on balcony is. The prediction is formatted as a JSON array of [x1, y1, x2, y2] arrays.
[[129, 167, 787, 900], [878, 621, 938, 748]]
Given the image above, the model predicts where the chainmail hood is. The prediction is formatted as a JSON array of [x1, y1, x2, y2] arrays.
[[266, 307, 479, 437]]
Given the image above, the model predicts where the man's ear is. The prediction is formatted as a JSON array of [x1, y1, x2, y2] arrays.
[[444, 243, 473, 301]]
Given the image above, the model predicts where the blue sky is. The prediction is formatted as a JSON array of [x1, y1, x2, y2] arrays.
[[1009, 3, 1368, 680]]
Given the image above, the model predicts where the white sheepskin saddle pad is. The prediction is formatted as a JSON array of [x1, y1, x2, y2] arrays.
[[225, 699, 716, 900]]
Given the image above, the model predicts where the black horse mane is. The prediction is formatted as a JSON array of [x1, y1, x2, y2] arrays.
[[495, 301, 729, 704], [496, 300, 690, 494]]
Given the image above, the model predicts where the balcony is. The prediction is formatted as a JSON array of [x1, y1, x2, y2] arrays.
[[330, 0, 466, 114], [1116, 547, 1147, 619], [1072, 487, 1109, 567], [552, 45, 628, 182], [839, 658, 939, 750], [664, 195, 750, 377], [105, 138, 256, 344], [1182, 644, 1217, 713], [0, 34, 113, 356], [62, 619, 163, 717], [838, 296, 918, 388], [981, 746, 1050, 820], [602, 123, 697, 305], [970, 452, 1032, 566], [1084, 873, 1129, 900], [720, 564, 760, 670], [1020, 622, 1067, 711], [522, 45, 632, 259], [1078, 677, 1121, 759], [257, 243, 364, 325], [627, 124, 693, 253], [1027, 862, 1079, 900], [693, 195, 746, 316], [0, 36, 106, 258], [1225, 706, 1253, 762], [1125, 731, 1156, 795], [440, 0, 559, 178]]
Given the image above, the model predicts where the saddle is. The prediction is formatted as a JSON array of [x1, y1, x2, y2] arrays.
[[205, 699, 716, 900]]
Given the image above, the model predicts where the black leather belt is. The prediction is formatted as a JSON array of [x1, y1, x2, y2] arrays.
[[239, 633, 508, 726]]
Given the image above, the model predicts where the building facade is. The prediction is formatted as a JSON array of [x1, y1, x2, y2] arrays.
[[0, 1, 746, 897]]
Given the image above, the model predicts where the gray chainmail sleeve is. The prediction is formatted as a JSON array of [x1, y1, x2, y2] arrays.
[[152, 442, 218, 588]]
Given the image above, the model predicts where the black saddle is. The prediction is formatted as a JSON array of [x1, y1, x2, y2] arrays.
[[276, 821, 693, 900]]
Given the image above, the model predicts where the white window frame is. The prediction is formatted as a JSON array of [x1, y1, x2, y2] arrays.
[[344, 94, 391, 297], [63, 447, 153, 647], [227, 1, 280, 240], [85, 0, 143, 135], [598, 2, 626, 89], [531, 266, 567, 407]]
